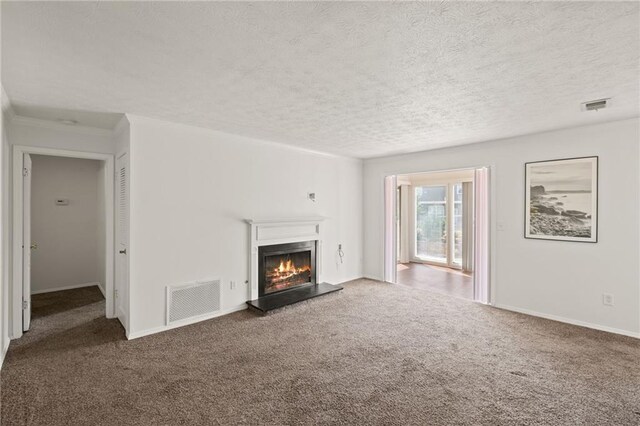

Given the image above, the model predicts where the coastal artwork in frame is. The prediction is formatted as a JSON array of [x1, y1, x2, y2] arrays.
[[525, 156, 598, 243]]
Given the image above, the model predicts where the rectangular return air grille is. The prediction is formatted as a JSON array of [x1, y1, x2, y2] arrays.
[[166, 280, 221, 325]]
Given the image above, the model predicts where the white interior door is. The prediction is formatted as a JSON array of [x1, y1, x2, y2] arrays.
[[22, 153, 32, 331], [115, 153, 129, 329]]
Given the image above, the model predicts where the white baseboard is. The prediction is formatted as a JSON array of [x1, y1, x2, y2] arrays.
[[126, 303, 248, 340], [116, 306, 129, 335], [31, 282, 101, 295], [328, 276, 365, 285], [0, 337, 10, 370], [96, 283, 106, 298], [494, 303, 640, 339], [362, 275, 382, 281]]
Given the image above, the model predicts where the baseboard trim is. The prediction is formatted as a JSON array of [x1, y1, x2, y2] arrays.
[[0, 338, 10, 370], [334, 276, 365, 285], [96, 283, 106, 298], [362, 275, 382, 281], [31, 282, 101, 295], [494, 303, 640, 339], [117, 306, 129, 336], [126, 303, 248, 340]]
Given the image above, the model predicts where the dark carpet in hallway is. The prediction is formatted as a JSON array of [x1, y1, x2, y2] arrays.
[[1, 280, 639, 425], [31, 286, 104, 320]]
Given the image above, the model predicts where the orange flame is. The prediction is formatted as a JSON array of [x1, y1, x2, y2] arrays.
[[277, 259, 296, 273]]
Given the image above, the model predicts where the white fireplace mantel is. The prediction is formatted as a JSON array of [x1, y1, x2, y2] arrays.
[[246, 217, 325, 300]]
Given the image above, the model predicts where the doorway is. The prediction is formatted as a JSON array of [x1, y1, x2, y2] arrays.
[[11, 146, 115, 338], [384, 167, 491, 303]]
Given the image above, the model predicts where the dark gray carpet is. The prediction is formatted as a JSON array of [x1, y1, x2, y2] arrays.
[[1, 279, 639, 425], [30, 286, 105, 320]]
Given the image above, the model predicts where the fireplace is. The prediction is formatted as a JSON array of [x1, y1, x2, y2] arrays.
[[258, 241, 316, 296]]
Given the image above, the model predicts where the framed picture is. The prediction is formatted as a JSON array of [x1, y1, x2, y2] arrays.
[[525, 156, 598, 243]]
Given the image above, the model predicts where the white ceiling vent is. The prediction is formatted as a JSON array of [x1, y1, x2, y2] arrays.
[[166, 279, 221, 325], [581, 98, 610, 112]]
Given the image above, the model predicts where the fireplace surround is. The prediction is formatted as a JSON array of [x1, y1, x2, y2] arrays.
[[246, 217, 324, 299], [246, 217, 342, 312]]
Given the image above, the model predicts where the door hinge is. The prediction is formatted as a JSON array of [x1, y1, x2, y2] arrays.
[[22, 300, 28, 310], [23, 167, 29, 177]]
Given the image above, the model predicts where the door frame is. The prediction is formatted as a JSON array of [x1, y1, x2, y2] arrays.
[[383, 165, 497, 305], [22, 153, 32, 331], [114, 151, 129, 332], [11, 145, 115, 339]]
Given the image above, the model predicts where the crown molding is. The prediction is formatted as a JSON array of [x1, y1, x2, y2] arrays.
[[8, 114, 113, 137]]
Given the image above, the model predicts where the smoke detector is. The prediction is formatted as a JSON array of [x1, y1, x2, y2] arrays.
[[581, 98, 610, 112]]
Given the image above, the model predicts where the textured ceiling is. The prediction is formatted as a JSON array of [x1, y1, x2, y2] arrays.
[[2, 2, 639, 158]]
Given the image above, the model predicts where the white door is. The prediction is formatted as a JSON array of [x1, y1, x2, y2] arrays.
[[115, 153, 129, 328], [22, 153, 32, 331]]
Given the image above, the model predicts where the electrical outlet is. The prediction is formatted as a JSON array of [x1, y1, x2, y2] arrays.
[[230, 281, 236, 290], [602, 293, 614, 306]]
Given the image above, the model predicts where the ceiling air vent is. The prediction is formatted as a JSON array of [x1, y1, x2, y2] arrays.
[[582, 98, 610, 112]]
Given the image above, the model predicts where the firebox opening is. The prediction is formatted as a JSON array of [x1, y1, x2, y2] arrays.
[[259, 241, 316, 296]]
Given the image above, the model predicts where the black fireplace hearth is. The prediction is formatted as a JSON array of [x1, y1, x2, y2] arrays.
[[247, 282, 343, 313]]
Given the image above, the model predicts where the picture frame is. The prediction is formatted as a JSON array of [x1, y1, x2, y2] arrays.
[[525, 156, 598, 243]]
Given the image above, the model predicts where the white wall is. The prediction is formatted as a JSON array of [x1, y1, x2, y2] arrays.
[[0, 86, 10, 366], [364, 118, 640, 337], [1, 6, 9, 367], [30, 155, 103, 293], [403, 169, 474, 185], [8, 116, 114, 154], [127, 115, 363, 336], [113, 116, 130, 156]]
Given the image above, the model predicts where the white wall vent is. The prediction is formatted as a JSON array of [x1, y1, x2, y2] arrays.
[[166, 279, 221, 325]]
